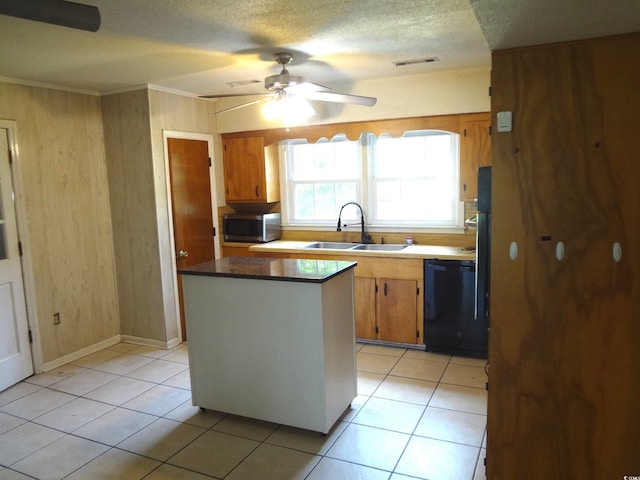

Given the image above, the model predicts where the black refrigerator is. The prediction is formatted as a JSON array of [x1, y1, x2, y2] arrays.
[[476, 166, 491, 321], [422, 166, 491, 358]]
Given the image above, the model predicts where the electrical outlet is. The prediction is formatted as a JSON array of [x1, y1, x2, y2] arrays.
[[53, 312, 61, 325]]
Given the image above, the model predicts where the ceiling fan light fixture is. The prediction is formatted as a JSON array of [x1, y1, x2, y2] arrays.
[[262, 98, 282, 121], [264, 73, 305, 90], [262, 93, 315, 123]]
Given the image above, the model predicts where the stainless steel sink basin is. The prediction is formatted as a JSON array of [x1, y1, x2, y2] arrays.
[[303, 241, 359, 250], [352, 244, 408, 251]]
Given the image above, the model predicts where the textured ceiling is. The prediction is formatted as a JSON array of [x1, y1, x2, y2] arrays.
[[0, 0, 637, 97], [472, 0, 640, 51]]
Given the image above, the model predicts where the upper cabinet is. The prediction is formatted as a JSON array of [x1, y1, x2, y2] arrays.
[[459, 115, 491, 201], [222, 136, 280, 204]]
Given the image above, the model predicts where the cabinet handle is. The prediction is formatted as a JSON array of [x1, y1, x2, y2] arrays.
[[255, 185, 259, 197], [383, 283, 388, 296]]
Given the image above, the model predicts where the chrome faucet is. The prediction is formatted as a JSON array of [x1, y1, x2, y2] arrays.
[[336, 202, 373, 244]]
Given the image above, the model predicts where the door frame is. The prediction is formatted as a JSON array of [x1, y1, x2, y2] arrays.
[[0, 119, 42, 373], [162, 131, 220, 341]]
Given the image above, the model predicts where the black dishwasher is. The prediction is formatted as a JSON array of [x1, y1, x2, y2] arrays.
[[423, 259, 488, 358]]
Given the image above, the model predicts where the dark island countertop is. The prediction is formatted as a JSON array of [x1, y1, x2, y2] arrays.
[[179, 257, 357, 284]]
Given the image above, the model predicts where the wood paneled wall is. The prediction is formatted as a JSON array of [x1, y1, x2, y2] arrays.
[[0, 83, 119, 364], [101, 90, 166, 341], [102, 88, 217, 345], [488, 33, 640, 478]]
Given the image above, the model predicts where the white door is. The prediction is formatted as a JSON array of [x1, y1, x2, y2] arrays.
[[0, 127, 33, 391]]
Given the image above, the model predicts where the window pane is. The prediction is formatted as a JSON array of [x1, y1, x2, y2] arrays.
[[375, 132, 454, 178], [376, 136, 431, 177], [291, 136, 359, 180], [293, 183, 315, 218], [372, 131, 458, 224], [293, 182, 357, 220], [286, 136, 361, 222]]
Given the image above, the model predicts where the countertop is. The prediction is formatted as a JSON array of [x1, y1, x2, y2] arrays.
[[248, 240, 476, 261], [178, 257, 357, 284]]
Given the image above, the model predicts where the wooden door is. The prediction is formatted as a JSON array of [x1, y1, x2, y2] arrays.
[[354, 277, 376, 339], [0, 127, 33, 390], [376, 278, 417, 343], [168, 138, 215, 340]]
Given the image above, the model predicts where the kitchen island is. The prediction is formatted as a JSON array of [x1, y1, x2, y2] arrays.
[[179, 257, 358, 433]]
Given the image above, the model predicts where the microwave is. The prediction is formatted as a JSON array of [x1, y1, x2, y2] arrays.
[[223, 213, 282, 243]]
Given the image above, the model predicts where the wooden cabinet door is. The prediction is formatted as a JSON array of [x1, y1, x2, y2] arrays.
[[376, 278, 418, 343], [354, 277, 376, 340], [223, 136, 266, 202], [459, 117, 491, 201]]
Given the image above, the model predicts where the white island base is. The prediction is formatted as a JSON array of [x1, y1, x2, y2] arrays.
[[181, 258, 357, 434]]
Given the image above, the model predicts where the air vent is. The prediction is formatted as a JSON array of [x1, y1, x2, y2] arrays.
[[225, 80, 261, 87], [393, 57, 439, 67]]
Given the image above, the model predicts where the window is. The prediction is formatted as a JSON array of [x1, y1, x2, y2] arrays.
[[372, 131, 459, 226], [281, 130, 460, 228], [284, 135, 361, 224]]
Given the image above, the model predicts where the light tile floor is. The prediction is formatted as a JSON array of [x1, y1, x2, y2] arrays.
[[0, 342, 487, 480]]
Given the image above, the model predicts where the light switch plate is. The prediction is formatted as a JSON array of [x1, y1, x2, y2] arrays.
[[496, 111, 512, 132]]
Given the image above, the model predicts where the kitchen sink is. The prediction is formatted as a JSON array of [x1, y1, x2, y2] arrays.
[[303, 241, 360, 250], [352, 244, 408, 251]]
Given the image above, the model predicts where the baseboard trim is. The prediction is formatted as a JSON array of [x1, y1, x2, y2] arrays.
[[42, 334, 184, 372], [42, 335, 122, 372], [120, 335, 182, 350]]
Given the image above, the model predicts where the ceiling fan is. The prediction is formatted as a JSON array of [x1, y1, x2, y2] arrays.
[[0, 0, 100, 32], [200, 52, 377, 115]]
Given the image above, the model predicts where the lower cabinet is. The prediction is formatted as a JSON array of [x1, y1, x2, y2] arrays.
[[356, 277, 419, 343], [255, 250, 423, 344], [354, 277, 376, 339], [377, 278, 418, 343]]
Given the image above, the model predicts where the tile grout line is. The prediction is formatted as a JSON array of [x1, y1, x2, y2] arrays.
[[2, 342, 486, 480]]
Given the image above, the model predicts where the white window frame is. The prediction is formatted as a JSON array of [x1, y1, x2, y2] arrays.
[[281, 135, 363, 226], [366, 131, 460, 228]]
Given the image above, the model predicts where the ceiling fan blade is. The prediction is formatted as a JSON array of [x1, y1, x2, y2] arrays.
[[0, 0, 101, 32], [199, 93, 268, 99], [215, 98, 273, 115], [303, 91, 377, 106], [286, 82, 330, 94]]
